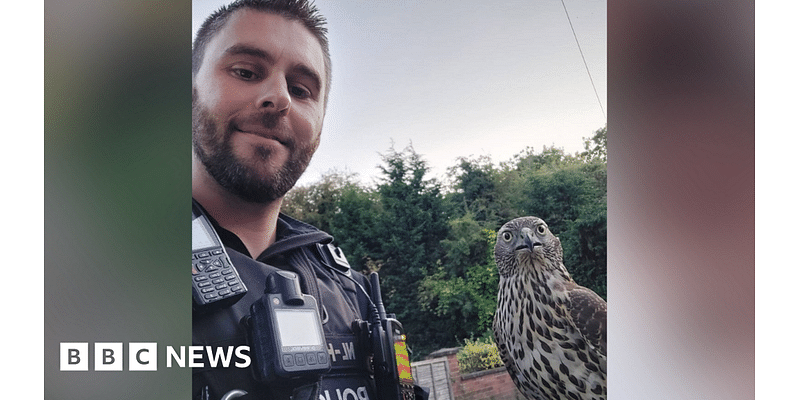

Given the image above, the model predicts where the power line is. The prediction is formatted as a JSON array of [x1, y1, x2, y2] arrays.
[[560, 0, 605, 119]]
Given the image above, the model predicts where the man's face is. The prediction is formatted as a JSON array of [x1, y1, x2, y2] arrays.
[[192, 9, 327, 203]]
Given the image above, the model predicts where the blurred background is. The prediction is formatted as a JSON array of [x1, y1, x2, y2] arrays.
[[42, 0, 192, 398]]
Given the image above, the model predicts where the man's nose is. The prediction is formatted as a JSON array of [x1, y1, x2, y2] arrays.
[[256, 75, 290, 115]]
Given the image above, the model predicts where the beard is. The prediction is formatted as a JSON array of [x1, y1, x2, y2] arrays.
[[192, 91, 317, 204]]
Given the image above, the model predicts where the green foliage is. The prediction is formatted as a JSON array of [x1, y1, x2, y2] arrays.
[[446, 156, 507, 227], [580, 125, 607, 163], [418, 225, 498, 339], [281, 171, 361, 234], [370, 145, 450, 329], [328, 185, 383, 274], [281, 127, 608, 358], [511, 161, 607, 299], [456, 337, 504, 374]]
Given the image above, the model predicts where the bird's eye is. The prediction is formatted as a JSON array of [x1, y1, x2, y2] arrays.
[[502, 231, 513, 242], [537, 225, 546, 235]]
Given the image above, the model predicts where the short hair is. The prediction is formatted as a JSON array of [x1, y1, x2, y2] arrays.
[[192, 0, 331, 105]]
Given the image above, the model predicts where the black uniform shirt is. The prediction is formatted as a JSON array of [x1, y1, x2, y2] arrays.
[[192, 209, 376, 400]]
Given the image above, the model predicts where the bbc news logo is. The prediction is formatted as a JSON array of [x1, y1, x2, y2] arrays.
[[60, 343, 156, 371], [60, 342, 250, 371]]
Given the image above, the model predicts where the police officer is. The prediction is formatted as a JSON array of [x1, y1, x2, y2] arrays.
[[191, 1, 425, 399]]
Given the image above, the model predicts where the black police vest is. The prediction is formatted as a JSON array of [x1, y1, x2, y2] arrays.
[[192, 220, 377, 400]]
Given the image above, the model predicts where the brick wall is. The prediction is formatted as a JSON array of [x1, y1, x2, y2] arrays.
[[422, 348, 525, 400]]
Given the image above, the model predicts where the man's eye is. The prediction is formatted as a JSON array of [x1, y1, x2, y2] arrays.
[[232, 68, 258, 80], [289, 85, 311, 99]]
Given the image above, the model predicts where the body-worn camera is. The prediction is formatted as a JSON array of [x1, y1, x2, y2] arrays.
[[192, 201, 247, 312], [244, 263, 418, 399], [249, 270, 331, 383]]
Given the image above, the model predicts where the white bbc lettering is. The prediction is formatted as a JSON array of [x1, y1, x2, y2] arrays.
[[206, 346, 235, 368], [94, 342, 123, 371], [189, 345, 204, 367], [60, 342, 88, 371], [128, 342, 157, 371], [169, 345, 251, 368], [58, 343, 251, 370], [167, 346, 185, 368], [234, 346, 251, 368]]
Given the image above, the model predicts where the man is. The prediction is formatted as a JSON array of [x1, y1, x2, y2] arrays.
[[191, 1, 422, 400]]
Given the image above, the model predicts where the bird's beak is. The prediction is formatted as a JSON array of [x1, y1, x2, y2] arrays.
[[516, 227, 542, 252]]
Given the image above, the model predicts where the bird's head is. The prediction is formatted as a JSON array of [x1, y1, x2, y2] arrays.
[[495, 216, 565, 278]]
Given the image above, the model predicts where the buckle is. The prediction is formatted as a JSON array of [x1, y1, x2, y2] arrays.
[[317, 243, 351, 276]]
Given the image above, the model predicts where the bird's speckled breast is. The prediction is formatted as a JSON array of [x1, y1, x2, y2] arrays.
[[494, 271, 606, 400]]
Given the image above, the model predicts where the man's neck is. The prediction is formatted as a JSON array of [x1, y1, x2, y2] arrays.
[[192, 164, 282, 258]]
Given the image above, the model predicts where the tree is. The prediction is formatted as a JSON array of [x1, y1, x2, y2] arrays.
[[327, 185, 383, 274], [417, 226, 499, 348], [281, 171, 360, 234], [510, 160, 607, 299], [580, 125, 607, 163], [370, 145, 451, 353], [445, 156, 513, 230]]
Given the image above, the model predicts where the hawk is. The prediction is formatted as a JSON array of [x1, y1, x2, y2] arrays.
[[492, 216, 606, 400]]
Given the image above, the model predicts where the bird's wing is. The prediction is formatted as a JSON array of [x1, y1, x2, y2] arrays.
[[566, 284, 607, 357]]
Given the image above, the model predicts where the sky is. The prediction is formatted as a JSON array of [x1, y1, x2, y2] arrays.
[[192, 0, 607, 187]]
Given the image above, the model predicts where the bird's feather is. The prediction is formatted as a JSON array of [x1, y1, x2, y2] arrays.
[[565, 282, 607, 357]]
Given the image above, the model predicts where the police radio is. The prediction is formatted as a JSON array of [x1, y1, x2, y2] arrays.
[[192, 201, 247, 312], [360, 272, 416, 400], [248, 270, 331, 383]]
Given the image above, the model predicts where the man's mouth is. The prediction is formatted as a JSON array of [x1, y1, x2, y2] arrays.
[[233, 125, 288, 146]]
